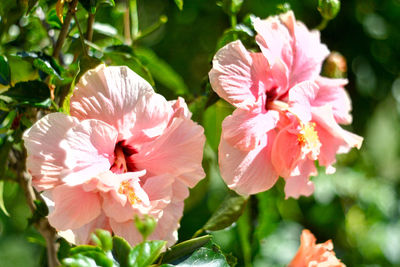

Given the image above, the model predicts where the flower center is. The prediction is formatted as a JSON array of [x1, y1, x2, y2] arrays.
[[110, 142, 137, 174], [118, 180, 140, 205], [297, 122, 321, 160]]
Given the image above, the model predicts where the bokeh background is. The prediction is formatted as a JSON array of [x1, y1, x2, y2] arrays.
[[0, 0, 400, 266]]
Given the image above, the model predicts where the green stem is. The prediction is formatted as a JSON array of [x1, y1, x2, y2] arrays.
[[130, 0, 139, 41], [73, 13, 88, 57], [135, 15, 168, 41], [230, 14, 237, 28], [316, 18, 329, 31], [237, 204, 252, 267]]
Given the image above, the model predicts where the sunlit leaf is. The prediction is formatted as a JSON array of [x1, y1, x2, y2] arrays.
[[160, 235, 211, 263], [112, 236, 131, 267], [0, 55, 11, 86], [0, 181, 9, 216], [17, 51, 63, 79], [91, 229, 113, 252], [1, 80, 51, 108], [162, 242, 230, 267], [173, 0, 183, 10], [62, 254, 99, 267], [203, 193, 248, 231], [128, 240, 166, 267]]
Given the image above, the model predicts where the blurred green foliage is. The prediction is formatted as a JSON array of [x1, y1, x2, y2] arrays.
[[0, 0, 399, 266]]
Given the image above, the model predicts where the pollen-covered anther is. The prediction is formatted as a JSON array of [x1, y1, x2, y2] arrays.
[[297, 122, 321, 160], [118, 180, 140, 205]]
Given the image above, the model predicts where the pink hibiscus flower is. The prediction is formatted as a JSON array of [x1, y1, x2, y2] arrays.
[[209, 11, 362, 198], [288, 230, 345, 267], [23, 65, 205, 246]]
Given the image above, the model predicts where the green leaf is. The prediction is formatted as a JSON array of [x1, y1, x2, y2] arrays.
[[98, 0, 115, 7], [68, 245, 114, 267], [46, 9, 62, 29], [62, 254, 98, 267], [77, 56, 103, 83], [216, 25, 255, 51], [173, 0, 183, 10], [128, 240, 166, 267], [17, 51, 63, 79], [112, 236, 131, 267], [33, 58, 62, 79], [135, 47, 188, 95], [28, 199, 49, 225], [203, 193, 248, 231], [161, 242, 230, 267], [91, 229, 113, 252], [0, 55, 11, 86], [1, 80, 51, 108], [0, 181, 9, 216], [161, 235, 211, 264]]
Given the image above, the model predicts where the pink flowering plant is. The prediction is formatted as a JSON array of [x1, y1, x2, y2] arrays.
[[5, 0, 396, 266]]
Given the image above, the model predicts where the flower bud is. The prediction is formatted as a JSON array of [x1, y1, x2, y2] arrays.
[[134, 215, 157, 241], [318, 0, 341, 20], [322, 51, 347, 78]]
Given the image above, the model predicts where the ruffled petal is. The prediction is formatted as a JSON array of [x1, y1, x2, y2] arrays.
[[109, 219, 143, 246], [284, 159, 317, 199], [312, 106, 363, 170], [48, 185, 101, 230], [60, 119, 118, 186], [149, 201, 183, 246], [271, 123, 302, 178], [59, 213, 111, 245], [132, 118, 205, 188], [314, 76, 352, 124], [288, 81, 319, 122], [222, 109, 279, 151], [71, 65, 172, 141], [219, 133, 279, 195], [209, 40, 269, 109], [23, 113, 78, 190], [254, 11, 329, 88]]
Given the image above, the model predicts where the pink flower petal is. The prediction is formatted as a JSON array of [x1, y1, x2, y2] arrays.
[[255, 11, 329, 88], [169, 97, 192, 119], [288, 81, 319, 122], [312, 106, 363, 170], [110, 219, 143, 246], [60, 119, 118, 186], [149, 201, 184, 246], [271, 123, 302, 178], [284, 159, 317, 199], [23, 113, 78, 190], [60, 213, 111, 245], [222, 109, 279, 151], [219, 133, 278, 195], [209, 40, 269, 109], [314, 76, 352, 124], [132, 118, 205, 188], [48, 185, 101, 230], [71, 65, 172, 141]]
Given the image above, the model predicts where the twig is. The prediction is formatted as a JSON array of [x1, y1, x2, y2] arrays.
[[86, 12, 95, 44], [52, 0, 79, 61], [123, 0, 132, 45]]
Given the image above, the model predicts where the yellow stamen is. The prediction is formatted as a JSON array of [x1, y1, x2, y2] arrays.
[[118, 180, 140, 205], [297, 122, 321, 160]]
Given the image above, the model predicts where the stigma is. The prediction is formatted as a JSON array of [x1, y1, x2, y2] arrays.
[[297, 122, 321, 160]]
